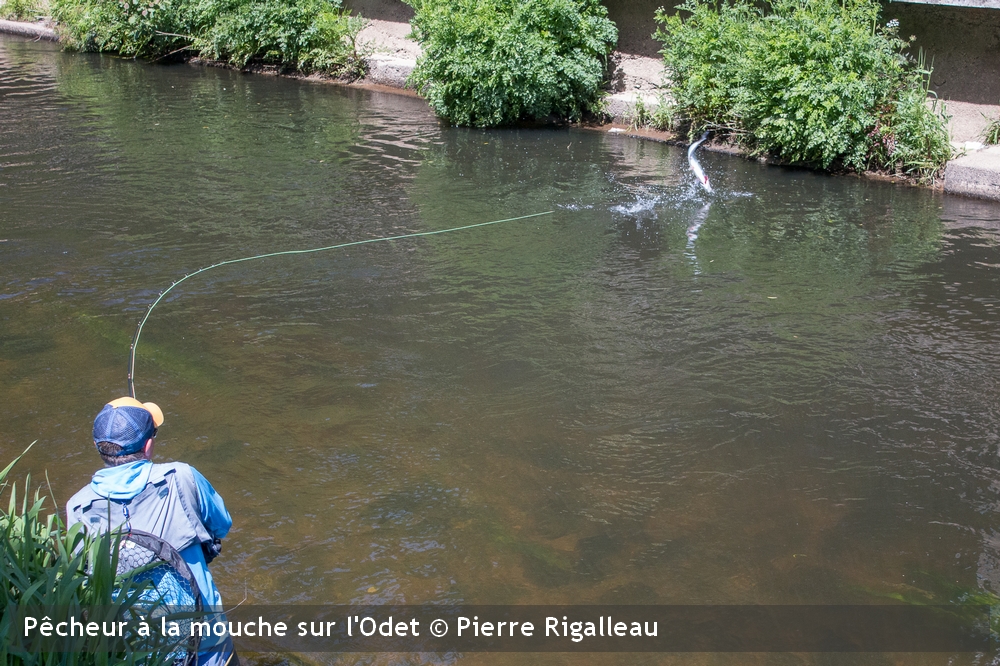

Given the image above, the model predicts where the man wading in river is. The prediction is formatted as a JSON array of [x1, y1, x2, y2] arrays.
[[67, 397, 238, 666]]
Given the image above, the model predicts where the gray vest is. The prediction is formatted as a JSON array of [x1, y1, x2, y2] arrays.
[[67, 462, 212, 554]]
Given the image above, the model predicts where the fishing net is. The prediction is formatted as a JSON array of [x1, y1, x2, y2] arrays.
[[114, 531, 202, 665]]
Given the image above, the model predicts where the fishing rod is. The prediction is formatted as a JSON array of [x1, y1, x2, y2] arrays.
[[127, 210, 554, 399]]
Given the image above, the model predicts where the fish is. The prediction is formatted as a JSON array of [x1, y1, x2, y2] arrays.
[[687, 131, 713, 193]]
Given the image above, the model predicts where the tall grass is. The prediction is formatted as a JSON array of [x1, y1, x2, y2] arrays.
[[0, 446, 185, 666], [981, 109, 1000, 145]]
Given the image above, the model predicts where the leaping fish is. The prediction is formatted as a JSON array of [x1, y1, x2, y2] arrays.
[[687, 131, 713, 193]]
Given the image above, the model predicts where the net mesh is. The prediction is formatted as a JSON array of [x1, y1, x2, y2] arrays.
[[114, 534, 200, 665], [117, 539, 197, 607]]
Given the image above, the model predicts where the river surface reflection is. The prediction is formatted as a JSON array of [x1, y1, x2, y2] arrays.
[[3, 34, 1000, 665]]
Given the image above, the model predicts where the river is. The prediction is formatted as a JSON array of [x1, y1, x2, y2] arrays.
[[3, 34, 1000, 665]]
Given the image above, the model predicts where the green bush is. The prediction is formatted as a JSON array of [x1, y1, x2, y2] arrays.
[[0, 447, 185, 665], [52, 0, 195, 60], [0, 0, 40, 21], [194, 0, 367, 70], [655, 0, 952, 179], [51, 0, 366, 76], [407, 0, 618, 127]]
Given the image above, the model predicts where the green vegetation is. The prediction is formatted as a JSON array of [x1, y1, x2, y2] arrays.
[[981, 109, 1000, 145], [627, 94, 675, 132], [1, 447, 185, 665], [51, 0, 367, 76], [0, 0, 40, 21], [655, 0, 952, 179], [863, 571, 1000, 642], [406, 0, 617, 127]]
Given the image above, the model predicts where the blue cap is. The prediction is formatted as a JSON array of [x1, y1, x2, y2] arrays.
[[93, 399, 161, 454]]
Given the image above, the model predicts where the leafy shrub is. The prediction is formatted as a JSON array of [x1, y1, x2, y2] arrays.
[[655, 0, 952, 178], [868, 61, 952, 177], [194, 0, 367, 70], [51, 0, 366, 76], [53, 0, 195, 60], [0, 447, 187, 665], [407, 0, 618, 127], [0, 0, 40, 21]]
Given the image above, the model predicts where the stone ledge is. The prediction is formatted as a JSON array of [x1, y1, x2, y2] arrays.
[[364, 54, 414, 89], [603, 92, 661, 124], [0, 19, 58, 41], [943, 146, 1000, 200]]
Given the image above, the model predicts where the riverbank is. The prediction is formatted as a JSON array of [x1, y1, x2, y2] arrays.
[[333, 13, 1000, 200], [4, 14, 1000, 200]]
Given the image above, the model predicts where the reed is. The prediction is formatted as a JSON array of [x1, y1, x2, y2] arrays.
[[0, 446, 184, 666], [981, 112, 1000, 145]]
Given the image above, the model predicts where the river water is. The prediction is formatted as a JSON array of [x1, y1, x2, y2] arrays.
[[3, 34, 1000, 665]]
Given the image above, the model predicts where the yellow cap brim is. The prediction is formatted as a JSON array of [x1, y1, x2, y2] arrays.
[[108, 397, 164, 427]]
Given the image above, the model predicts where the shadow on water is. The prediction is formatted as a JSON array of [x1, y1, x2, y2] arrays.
[[2, 34, 1000, 666]]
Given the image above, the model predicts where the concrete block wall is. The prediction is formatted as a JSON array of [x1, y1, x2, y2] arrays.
[[882, 2, 1000, 105]]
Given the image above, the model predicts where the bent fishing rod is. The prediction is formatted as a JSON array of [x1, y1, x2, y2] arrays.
[[127, 210, 554, 400]]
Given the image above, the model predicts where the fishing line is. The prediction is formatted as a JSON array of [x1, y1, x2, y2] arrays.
[[127, 210, 554, 399]]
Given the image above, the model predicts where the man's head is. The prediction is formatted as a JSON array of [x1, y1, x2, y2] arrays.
[[93, 397, 164, 466]]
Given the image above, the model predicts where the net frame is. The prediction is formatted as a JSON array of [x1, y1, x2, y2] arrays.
[[114, 530, 203, 665]]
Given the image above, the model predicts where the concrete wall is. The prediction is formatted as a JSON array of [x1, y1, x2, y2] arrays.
[[342, 0, 999, 104], [342, 0, 413, 22], [883, 2, 1000, 104], [601, 0, 665, 58]]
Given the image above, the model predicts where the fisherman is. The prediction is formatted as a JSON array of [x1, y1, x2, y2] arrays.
[[66, 397, 237, 666]]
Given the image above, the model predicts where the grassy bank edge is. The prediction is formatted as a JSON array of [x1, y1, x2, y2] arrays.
[[0, 8, 956, 189], [576, 118, 948, 190]]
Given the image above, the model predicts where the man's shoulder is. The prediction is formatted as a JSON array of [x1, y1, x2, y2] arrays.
[[66, 482, 97, 512], [148, 461, 199, 486], [149, 462, 204, 494], [150, 460, 191, 474]]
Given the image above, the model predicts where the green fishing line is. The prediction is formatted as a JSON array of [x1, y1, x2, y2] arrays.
[[127, 211, 554, 398]]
